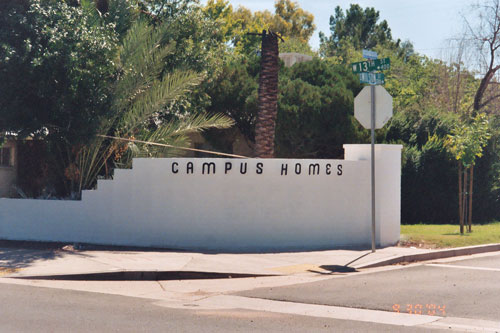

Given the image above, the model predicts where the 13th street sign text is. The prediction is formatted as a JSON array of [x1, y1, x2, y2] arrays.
[[351, 58, 391, 74], [359, 72, 385, 85]]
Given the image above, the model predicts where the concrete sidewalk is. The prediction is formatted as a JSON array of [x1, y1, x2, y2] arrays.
[[2, 243, 500, 332], [2, 243, 499, 278]]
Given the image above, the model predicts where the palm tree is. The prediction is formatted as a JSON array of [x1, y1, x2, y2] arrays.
[[75, 19, 233, 194], [254, 30, 280, 158]]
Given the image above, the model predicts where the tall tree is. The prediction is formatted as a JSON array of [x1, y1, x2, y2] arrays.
[[205, 55, 260, 144], [0, 0, 233, 196], [254, 31, 280, 158], [272, 0, 315, 43], [279, 36, 314, 55], [206, 56, 365, 159], [0, 0, 118, 143], [319, 4, 392, 57], [276, 58, 363, 158], [446, 114, 491, 233], [462, 0, 500, 112], [139, 0, 227, 117], [74, 19, 234, 194], [204, 0, 315, 55]]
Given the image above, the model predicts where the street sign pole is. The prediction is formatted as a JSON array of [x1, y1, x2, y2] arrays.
[[351, 54, 392, 253], [370, 85, 376, 253]]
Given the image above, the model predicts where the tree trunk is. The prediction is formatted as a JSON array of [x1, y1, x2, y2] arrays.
[[254, 30, 279, 158], [458, 162, 463, 234], [462, 166, 468, 235], [453, 55, 462, 113], [468, 165, 474, 232]]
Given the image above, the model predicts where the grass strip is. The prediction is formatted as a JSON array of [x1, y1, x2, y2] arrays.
[[400, 222, 500, 248]]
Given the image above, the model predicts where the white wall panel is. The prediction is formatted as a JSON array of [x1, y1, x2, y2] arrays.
[[0, 145, 402, 251]]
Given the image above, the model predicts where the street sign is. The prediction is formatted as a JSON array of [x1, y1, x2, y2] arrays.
[[354, 85, 393, 129], [353, 85, 394, 254], [362, 49, 378, 60], [351, 58, 391, 74], [359, 72, 385, 85]]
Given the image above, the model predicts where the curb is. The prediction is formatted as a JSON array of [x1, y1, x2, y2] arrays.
[[357, 243, 500, 269]]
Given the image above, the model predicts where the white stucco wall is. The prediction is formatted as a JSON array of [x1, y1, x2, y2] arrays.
[[344, 144, 403, 247], [0, 145, 402, 251]]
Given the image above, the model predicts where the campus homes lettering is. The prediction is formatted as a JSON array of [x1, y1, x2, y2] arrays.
[[280, 162, 342, 176], [166, 159, 343, 177]]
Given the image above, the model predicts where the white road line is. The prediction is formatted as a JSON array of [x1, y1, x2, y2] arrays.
[[194, 295, 441, 326], [192, 295, 500, 332], [426, 263, 500, 272], [425, 317, 500, 332]]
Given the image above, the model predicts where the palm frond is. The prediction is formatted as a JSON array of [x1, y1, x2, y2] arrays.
[[172, 113, 235, 135], [119, 71, 204, 135], [128, 113, 234, 158], [131, 135, 191, 158], [73, 18, 228, 192], [113, 20, 176, 113], [76, 135, 109, 192]]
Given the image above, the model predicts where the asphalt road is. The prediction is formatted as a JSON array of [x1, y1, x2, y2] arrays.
[[239, 254, 500, 322], [0, 283, 446, 332], [3, 253, 500, 332]]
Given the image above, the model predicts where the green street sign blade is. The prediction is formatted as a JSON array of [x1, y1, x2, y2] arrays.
[[351, 57, 391, 73], [359, 72, 385, 85], [362, 49, 378, 60]]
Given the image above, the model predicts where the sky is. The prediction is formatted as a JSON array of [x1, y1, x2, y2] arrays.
[[222, 0, 475, 60]]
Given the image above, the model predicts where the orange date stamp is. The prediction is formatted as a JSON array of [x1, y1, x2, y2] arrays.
[[392, 304, 446, 316]]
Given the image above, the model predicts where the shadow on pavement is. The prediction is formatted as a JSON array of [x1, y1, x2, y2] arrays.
[[0, 240, 94, 269], [0, 248, 66, 269], [305, 251, 368, 275], [0, 239, 180, 252], [14, 270, 275, 281], [319, 265, 358, 273], [307, 265, 358, 275]]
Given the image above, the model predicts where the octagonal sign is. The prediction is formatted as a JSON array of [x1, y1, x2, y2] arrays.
[[354, 86, 393, 129]]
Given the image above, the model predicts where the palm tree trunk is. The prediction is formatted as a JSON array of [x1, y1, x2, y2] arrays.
[[255, 30, 279, 158], [468, 165, 474, 232], [459, 162, 463, 234]]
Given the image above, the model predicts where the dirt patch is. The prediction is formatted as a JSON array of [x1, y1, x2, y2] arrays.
[[0, 267, 20, 276], [397, 239, 439, 249], [0, 239, 179, 252]]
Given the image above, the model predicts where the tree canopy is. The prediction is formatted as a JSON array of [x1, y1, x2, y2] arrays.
[[0, 0, 117, 142], [1, 0, 499, 224], [204, 0, 315, 55], [319, 4, 392, 57]]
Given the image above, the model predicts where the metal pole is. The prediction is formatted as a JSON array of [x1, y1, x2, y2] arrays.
[[370, 84, 376, 253]]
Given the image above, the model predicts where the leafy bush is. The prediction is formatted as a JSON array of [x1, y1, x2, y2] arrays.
[[276, 59, 364, 158]]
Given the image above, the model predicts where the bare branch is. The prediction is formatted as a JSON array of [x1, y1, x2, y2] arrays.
[[479, 92, 500, 108], [466, 0, 500, 110]]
